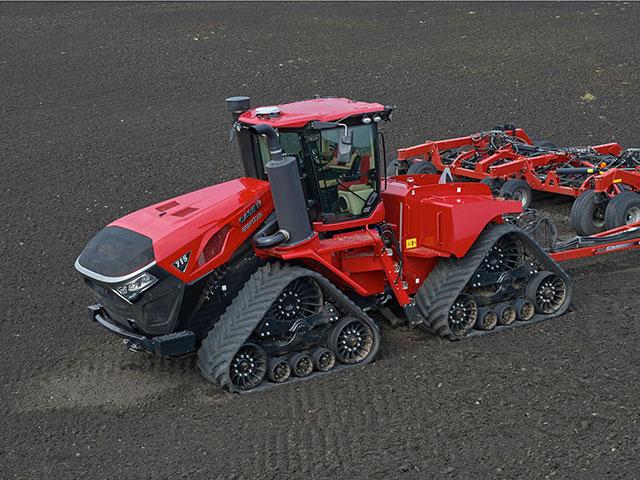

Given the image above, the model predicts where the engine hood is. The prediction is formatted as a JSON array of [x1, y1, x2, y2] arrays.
[[105, 177, 272, 283]]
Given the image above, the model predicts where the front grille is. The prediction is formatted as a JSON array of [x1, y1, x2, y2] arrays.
[[86, 280, 136, 328], [84, 268, 185, 336]]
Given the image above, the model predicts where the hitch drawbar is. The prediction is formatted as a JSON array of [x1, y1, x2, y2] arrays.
[[88, 304, 196, 357], [403, 301, 425, 327]]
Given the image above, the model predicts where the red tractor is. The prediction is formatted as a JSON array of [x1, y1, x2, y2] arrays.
[[391, 127, 640, 236], [78, 96, 640, 392]]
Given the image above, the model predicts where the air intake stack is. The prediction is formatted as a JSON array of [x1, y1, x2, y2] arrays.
[[225, 96, 251, 121], [225, 96, 260, 178]]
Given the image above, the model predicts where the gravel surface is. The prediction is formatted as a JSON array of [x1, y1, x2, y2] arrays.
[[2, 2, 640, 479]]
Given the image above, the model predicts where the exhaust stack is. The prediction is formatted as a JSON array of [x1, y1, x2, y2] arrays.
[[265, 155, 313, 245]]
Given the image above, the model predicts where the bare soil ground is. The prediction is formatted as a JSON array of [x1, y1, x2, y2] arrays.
[[1, 2, 639, 479]]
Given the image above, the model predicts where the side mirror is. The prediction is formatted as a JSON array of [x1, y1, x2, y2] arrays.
[[337, 131, 353, 165]]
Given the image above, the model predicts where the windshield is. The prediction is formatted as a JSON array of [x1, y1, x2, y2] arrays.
[[255, 131, 302, 168], [305, 124, 378, 220]]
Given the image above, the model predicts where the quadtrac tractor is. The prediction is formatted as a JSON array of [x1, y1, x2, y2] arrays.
[[76, 96, 576, 392]]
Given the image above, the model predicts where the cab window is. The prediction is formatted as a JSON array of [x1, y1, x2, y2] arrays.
[[306, 124, 378, 221]]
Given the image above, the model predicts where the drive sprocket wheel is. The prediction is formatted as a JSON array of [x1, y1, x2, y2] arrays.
[[330, 317, 377, 364], [265, 277, 323, 324], [479, 233, 524, 273], [229, 344, 268, 391], [526, 271, 567, 315]]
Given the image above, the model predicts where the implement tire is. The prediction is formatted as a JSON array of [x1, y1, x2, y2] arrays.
[[407, 160, 438, 175], [604, 191, 640, 230], [499, 179, 533, 209], [570, 190, 608, 236]]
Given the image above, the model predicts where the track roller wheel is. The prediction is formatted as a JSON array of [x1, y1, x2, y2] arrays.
[[311, 347, 336, 372], [289, 353, 314, 377], [407, 160, 438, 175], [495, 303, 517, 326], [329, 316, 379, 365], [513, 299, 535, 321], [475, 307, 498, 330], [499, 179, 533, 209], [446, 293, 478, 336], [604, 191, 640, 230], [229, 344, 268, 391], [526, 271, 568, 315], [570, 190, 608, 236], [267, 357, 291, 383]]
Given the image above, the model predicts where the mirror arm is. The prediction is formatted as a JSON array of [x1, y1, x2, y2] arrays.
[[379, 131, 387, 190]]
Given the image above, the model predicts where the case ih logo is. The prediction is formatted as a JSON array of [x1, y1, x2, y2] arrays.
[[241, 211, 263, 233], [239, 200, 262, 224]]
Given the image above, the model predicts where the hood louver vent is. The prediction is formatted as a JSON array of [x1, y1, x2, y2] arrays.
[[156, 200, 179, 212], [172, 207, 198, 218]]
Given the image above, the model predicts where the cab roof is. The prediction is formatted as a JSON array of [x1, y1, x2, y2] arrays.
[[238, 97, 386, 128]]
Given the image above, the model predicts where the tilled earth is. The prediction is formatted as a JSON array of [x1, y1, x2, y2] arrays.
[[2, 2, 640, 479]]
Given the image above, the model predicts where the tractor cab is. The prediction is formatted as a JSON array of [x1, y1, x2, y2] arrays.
[[227, 96, 393, 224]]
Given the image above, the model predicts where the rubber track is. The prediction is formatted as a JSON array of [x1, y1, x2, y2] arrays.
[[416, 223, 572, 340], [197, 262, 380, 392], [188, 251, 262, 331]]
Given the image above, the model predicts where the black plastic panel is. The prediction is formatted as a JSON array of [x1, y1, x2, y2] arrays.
[[85, 266, 185, 336], [78, 226, 154, 277]]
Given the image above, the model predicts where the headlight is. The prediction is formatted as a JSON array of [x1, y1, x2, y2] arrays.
[[113, 272, 158, 302]]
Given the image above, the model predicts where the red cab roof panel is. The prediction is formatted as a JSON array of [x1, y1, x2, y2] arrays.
[[238, 97, 385, 128]]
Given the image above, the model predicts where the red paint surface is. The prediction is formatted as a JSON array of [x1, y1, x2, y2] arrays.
[[239, 97, 385, 128]]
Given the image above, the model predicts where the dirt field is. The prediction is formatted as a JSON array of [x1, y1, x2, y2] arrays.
[[2, 2, 640, 479]]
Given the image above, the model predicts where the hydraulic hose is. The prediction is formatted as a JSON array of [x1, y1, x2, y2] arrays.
[[252, 213, 290, 248]]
